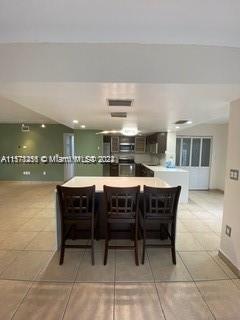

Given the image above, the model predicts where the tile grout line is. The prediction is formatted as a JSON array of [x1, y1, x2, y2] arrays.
[[146, 250, 167, 320], [31, 250, 56, 282], [10, 280, 35, 320], [178, 251, 217, 320], [113, 249, 116, 320], [60, 247, 87, 320], [73, 246, 88, 282]]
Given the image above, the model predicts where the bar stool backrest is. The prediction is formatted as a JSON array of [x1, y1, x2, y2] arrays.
[[104, 185, 140, 216], [57, 185, 95, 218], [143, 185, 181, 220]]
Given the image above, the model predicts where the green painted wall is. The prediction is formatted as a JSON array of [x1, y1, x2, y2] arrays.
[[0, 124, 72, 181], [74, 130, 103, 176]]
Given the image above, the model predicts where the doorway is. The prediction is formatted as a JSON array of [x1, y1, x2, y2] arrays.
[[63, 133, 74, 181], [176, 136, 212, 190]]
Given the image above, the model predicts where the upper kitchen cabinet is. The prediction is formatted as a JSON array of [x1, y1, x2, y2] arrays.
[[111, 136, 119, 153], [135, 136, 146, 153], [147, 132, 167, 154], [157, 132, 167, 154]]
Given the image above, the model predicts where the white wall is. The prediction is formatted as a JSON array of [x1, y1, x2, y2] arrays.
[[165, 132, 177, 162], [220, 99, 240, 271], [178, 123, 228, 191]]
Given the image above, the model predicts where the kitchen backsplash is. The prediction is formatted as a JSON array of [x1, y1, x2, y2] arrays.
[[113, 152, 165, 165]]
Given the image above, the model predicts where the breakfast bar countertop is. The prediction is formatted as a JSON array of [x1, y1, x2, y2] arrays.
[[56, 176, 170, 248], [62, 176, 170, 191]]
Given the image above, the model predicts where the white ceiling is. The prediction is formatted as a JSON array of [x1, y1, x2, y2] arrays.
[[0, 95, 56, 124], [0, 2, 240, 131], [0, 0, 240, 47], [0, 83, 240, 132]]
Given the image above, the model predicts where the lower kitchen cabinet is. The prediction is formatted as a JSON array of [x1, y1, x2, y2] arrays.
[[110, 163, 119, 176], [135, 164, 142, 177], [135, 164, 154, 177]]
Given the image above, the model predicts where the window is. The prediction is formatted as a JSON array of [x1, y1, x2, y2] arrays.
[[176, 136, 211, 168], [201, 138, 211, 167], [176, 138, 181, 166], [181, 138, 191, 166], [191, 138, 201, 166]]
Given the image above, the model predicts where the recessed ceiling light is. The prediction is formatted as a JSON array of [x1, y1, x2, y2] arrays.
[[41, 124, 46, 128], [186, 120, 192, 124], [73, 120, 79, 124], [23, 145, 27, 149], [80, 125, 86, 129], [121, 128, 139, 136], [175, 126, 180, 129]]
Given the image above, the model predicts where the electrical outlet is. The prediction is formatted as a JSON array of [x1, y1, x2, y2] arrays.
[[230, 169, 239, 180], [226, 225, 232, 237]]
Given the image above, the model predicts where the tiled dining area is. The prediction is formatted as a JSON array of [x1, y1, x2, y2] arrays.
[[0, 182, 239, 320]]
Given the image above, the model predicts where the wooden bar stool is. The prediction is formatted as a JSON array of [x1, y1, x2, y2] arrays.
[[103, 185, 140, 266], [140, 185, 181, 265], [57, 185, 96, 265]]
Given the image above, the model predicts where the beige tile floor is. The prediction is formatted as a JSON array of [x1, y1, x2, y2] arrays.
[[0, 182, 239, 319]]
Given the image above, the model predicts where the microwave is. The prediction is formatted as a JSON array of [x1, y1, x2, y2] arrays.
[[119, 142, 135, 153]]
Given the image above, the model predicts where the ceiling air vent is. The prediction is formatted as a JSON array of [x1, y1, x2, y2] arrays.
[[21, 124, 30, 132], [110, 112, 127, 118], [174, 120, 189, 125], [108, 99, 133, 107]]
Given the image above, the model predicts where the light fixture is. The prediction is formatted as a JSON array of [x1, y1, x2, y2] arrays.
[[175, 126, 180, 129], [72, 120, 79, 124], [186, 120, 192, 124], [41, 124, 46, 128], [23, 145, 27, 149], [121, 128, 139, 136], [80, 125, 86, 129]]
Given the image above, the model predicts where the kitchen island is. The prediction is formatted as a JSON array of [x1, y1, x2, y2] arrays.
[[142, 164, 189, 203], [56, 176, 170, 248]]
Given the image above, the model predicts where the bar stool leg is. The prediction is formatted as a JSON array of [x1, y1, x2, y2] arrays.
[[171, 223, 176, 265], [59, 244, 65, 265], [141, 223, 146, 264], [91, 219, 95, 265], [171, 245, 176, 265], [104, 223, 110, 265], [134, 223, 139, 266]]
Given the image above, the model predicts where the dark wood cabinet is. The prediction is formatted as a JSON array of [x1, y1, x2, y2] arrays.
[[111, 136, 119, 153], [135, 164, 154, 177], [157, 132, 167, 154], [110, 163, 119, 176], [135, 164, 142, 177], [146, 132, 167, 154], [135, 136, 146, 153]]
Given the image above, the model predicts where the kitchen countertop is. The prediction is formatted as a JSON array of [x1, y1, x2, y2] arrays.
[[63, 176, 169, 191], [142, 163, 188, 173]]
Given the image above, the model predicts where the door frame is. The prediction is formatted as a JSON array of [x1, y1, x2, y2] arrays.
[[63, 133, 75, 181]]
